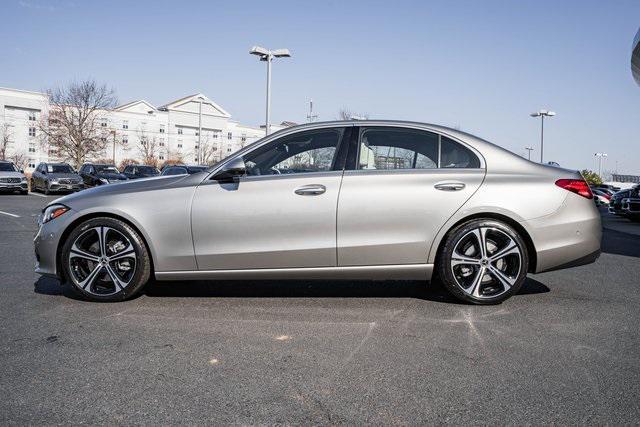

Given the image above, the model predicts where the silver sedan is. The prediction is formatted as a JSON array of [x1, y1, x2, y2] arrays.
[[34, 121, 602, 304]]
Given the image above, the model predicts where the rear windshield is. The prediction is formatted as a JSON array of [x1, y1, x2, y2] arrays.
[[0, 163, 17, 172], [138, 166, 159, 175]]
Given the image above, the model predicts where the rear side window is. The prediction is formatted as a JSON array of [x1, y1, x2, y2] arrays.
[[358, 127, 439, 170], [356, 127, 480, 170], [440, 136, 480, 169]]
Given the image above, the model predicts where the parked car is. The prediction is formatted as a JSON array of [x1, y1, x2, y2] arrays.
[[35, 121, 601, 304], [609, 189, 633, 215], [79, 163, 128, 187], [595, 184, 621, 192], [122, 165, 160, 180], [0, 160, 28, 195], [591, 189, 612, 204], [621, 186, 640, 222], [161, 165, 208, 176], [31, 162, 84, 194]]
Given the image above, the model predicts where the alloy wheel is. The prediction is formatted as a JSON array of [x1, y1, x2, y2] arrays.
[[450, 226, 522, 299], [68, 226, 137, 296]]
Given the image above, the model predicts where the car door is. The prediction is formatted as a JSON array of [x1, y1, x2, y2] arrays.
[[337, 125, 486, 266], [79, 165, 90, 186], [191, 126, 351, 270]]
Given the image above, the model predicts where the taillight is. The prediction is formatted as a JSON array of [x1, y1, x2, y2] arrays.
[[555, 179, 593, 199]]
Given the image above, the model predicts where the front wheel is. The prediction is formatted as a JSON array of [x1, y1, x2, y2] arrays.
[[61, 217, 151, 302], [437, 219, 529, 305]]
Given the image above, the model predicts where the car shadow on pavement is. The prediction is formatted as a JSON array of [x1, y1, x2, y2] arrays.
[[34, 276, 549, 304], [602, 227, 640, 258], [142, 277, 549, 304]]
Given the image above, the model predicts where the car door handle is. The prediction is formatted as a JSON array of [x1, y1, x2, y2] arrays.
[[294, 184, 326, 196], [434, 182, 466, 191]]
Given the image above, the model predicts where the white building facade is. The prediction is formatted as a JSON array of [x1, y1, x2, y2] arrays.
[[0, 87, 286, 171]]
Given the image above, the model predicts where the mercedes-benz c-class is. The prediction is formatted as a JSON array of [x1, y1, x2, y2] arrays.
[[34, 121, 601, 304]]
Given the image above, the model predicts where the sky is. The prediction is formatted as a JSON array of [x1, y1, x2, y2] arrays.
[[1, 0, 639, 174]]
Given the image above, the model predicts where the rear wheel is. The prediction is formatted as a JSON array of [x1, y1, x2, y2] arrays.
[[61, 217, 151, 302], [437, 219, 529, 305]]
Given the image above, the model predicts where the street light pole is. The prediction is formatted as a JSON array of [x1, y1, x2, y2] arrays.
[[594, 152, 608, 177], [111, 130, 117, 165], [250, 46, 291, 136], [197, 98, 203, 164], [530, 110, 555, 163], [524, 146, 534, 160]]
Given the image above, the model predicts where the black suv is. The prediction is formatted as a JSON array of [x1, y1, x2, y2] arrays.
[[161, 165, 208, 176], [609, 189, 632, 215], [79, 163, 128, 187], [122, 164, 161, 180], [31, 162, 84, 194]]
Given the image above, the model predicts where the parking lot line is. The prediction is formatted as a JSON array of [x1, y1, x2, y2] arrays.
[[28, 192, 48, 198], [0, 210, 21, 218]]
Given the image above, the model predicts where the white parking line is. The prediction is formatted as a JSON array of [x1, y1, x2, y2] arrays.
[[28, 192, 48, 198], [0, 211, 21, 218]]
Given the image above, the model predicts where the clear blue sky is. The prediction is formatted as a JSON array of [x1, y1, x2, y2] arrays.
[[2, 0, 639, 173]]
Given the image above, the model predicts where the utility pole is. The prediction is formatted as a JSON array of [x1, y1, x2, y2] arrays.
[[524, 146, 534, 160], [594, 152, 607, 177], [111, 129, 117, 165], [307, 99, 318, 122]]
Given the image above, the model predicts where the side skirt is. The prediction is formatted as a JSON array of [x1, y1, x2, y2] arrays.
[[155, 264, 434, 281]]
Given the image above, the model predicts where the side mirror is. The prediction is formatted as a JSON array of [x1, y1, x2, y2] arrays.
[[20, 169, 24, 173], [212, 157, 246, 183]]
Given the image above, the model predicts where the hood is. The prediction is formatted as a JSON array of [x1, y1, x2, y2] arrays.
[[0, 171, 25, 179], [49, 173, 82, 180], [97, 172, 127, 180], [51, 174, 201, 207]]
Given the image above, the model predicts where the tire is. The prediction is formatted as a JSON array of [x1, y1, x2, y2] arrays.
[[61, 217, 151, 302], [437, 219, 529, 305]]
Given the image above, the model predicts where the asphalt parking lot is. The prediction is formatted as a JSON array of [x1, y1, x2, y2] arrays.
[[1, 193, 639, 425]]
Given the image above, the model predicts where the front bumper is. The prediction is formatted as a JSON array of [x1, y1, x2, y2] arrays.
[[48, 182, 84, 192], [0, 182, 28, 191], [33, 209, 76, 278]]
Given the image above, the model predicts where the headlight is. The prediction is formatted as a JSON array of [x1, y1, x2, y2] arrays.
[[99, 178, 110, 184], [50, 178, 59, 183], [42, 204, 70, 223], [21, 177, 27, 182]]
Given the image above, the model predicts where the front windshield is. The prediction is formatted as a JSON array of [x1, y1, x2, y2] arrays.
[[95, 165, 120, 174], [138, 166, 159, 175], [48, 164, 74, 173], [0, 163, 18, 172]]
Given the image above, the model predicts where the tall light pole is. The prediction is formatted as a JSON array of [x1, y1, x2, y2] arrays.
[[524, 146, 534, 160], [250, 46, 291, 136], [307, 98, 318, 122], [530, 110, 555, 163], [196, 96, 204, 164], [594, 152, 608, 177]]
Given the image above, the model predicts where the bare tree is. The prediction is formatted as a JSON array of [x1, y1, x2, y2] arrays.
[[38, 80, 117, 167], [135, 127, 159, 167], [0, 123, 14, 160], [337, 108, 369, 121], [199, 132, 219, 165], [10, 150, 28, 171]]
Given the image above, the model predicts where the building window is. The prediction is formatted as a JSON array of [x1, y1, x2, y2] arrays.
[[227, 147, 232, 152], [140, 136, 148, 146], [227, 132, 232, 140], [122, 136, 128, 144], [241, 134, 247, 143], [212, 133, 218, 139], [28, 111, 36, 121], [177, 128, 183, 135], [194, 144, 199, 149], [100, 118, 107, 127], [159, 155, 165, 160], [123, 120, 129, 129], [28, 161, 36, 168], [28, 147, 36, 153], [159, 139, 165, 147], [177, 143, 183, 148], [159, 125, 165, 133], [28, 127, 36, 137]]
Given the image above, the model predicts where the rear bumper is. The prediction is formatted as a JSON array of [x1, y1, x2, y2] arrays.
[[523, 194, 602, 273]]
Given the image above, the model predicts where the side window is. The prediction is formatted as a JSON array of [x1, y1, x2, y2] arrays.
[[243, 128, 345, 176], [358, 127, 438, 170], [440, 136, 480, 169]]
